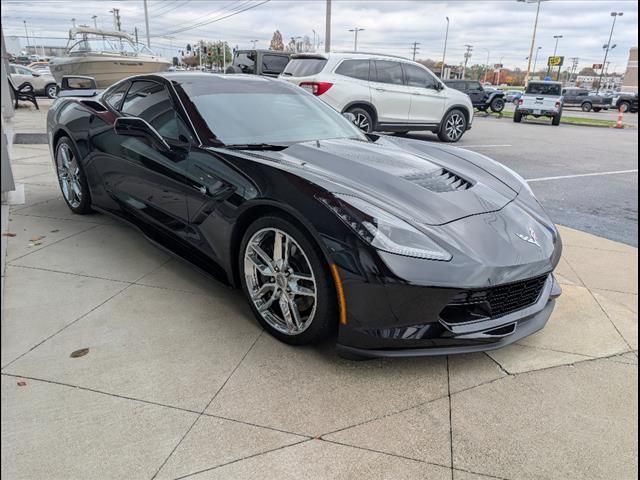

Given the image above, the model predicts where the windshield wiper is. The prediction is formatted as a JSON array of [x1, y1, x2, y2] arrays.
[[224, 143, 289, 151]]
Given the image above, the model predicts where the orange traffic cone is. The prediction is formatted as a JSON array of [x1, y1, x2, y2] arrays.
[[615, 106, 624, 129]]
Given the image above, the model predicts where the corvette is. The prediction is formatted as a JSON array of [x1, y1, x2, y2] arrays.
[[47, 72, 562, 359]]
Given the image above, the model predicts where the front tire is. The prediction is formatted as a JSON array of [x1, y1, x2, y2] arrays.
[[513, 110, 523, 123], [581, 102, 592, 112], [45, 83, 58, 99], [489, 97, 505, 113], [346, 107, 374, 133], [239, 215, 336, 345], [438, 109, 467, 142], [55, 137, 92, 214]]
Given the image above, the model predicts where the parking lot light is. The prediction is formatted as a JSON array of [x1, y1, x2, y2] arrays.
[[597, 12, 623, 94]]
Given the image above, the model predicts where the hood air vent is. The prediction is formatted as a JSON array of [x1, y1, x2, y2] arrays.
[[403, 168, 472, 193]]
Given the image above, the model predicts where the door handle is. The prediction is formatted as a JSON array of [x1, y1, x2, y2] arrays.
[[374, 87, 386, 92], [193, 185, 207, 195]]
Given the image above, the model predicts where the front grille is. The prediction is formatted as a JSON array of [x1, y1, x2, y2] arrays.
[[440, 274, 549, 325], [403, 168, 472, 193]]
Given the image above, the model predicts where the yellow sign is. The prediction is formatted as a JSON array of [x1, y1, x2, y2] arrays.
[[547, 56, 564, 67]]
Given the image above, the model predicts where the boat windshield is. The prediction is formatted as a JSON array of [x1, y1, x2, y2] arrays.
[[135, 44, 156, 56], [68, 37, 140, 55]]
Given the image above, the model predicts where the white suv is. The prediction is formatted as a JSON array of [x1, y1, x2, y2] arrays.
[[280, 52, 473, 142]]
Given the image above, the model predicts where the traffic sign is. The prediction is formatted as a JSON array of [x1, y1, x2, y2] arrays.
[[547, 56, 564, 67], [592, 63, 603, 70]]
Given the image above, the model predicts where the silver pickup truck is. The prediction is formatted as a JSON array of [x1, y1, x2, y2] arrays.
[[514, 81, 563, 126]]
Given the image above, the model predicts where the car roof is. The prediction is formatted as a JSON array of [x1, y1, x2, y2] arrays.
[[146, 72, 301, 95], [291, 51, 412, 62]]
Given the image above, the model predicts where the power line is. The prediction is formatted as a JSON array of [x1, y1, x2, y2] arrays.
[[152, 0, 263, 37]]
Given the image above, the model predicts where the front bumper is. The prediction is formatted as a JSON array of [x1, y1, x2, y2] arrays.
[[337, 274, 561, 358]]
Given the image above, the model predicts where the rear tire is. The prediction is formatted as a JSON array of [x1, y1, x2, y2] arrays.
[[346, 107, 374, 133], [552, 112, 562, 126], [581, 102, 592, 112], [239, 215, 336, 346], [619, 101, 630, 113], [489, 97, 505, 113], [438, 109, 467, 142], [513, 110, 523, 123]]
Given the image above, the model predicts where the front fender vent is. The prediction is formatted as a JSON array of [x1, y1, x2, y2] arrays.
[[403, 168, 472, 193]]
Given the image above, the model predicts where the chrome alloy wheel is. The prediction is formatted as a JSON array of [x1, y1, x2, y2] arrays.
[[244, 228, 317, 335], [354, 113, 371, 132], [445, 112, 465, 140], [56, 143, 82, 208]]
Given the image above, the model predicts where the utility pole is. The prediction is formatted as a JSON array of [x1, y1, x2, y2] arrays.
[[134, 27, 138, 44], [462, 44, 473, 79], [411, 42, 420, 61], [568, 57, 579, 84], [521, 0, 544, 86], [349, 27, 364, 52], [143, 0, 151, 47], [597, 12, 623, 94], [109, 9, 121, 31], [441, 16, 449, 78], [324, 0, 331, 53]]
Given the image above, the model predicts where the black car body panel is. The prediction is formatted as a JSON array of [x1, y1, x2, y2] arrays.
[[561, 88, 612, 110], [47, 72, 562, 357]]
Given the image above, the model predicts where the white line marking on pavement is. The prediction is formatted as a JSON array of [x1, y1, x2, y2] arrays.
[[526, 169, 639, 183], [462, 144, 513, 148]]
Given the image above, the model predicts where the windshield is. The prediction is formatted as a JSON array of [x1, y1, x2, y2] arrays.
[[69, 37, 138, 55], [526, 82, 562, 95], [191, 89, 366, 145]]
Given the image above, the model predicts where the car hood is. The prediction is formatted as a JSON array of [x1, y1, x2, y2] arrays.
[[239, 137, 519, 226]]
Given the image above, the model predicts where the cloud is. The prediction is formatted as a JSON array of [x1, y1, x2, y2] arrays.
[[1, 0, 637, 72]]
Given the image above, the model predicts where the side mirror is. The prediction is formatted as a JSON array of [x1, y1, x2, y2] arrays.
[[32, 72, 40, 77], [114, 117, 170, 152], [342, 112, 356, 124]]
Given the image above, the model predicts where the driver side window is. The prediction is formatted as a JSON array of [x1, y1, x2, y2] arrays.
[[403, 63, 439, 89], [120, 80, 191, 142]]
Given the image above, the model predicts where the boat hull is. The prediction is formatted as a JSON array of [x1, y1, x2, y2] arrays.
[[49, 56, 171, 88]]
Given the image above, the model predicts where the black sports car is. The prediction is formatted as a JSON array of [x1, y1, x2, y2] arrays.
[[47, 72, 562, 359]]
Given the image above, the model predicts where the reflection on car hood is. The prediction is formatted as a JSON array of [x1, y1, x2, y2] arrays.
[[245, 137, 519, 226]]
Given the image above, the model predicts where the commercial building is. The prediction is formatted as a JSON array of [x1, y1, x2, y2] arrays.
[[621, 46, 638, 93]]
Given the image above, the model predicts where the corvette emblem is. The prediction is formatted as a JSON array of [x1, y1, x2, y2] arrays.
[[516, 228, 541, 247]]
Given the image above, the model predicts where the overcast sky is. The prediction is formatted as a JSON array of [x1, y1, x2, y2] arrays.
[[2, 0, 638, 72]]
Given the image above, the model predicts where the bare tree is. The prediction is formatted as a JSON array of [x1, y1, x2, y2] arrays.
[[269, 30, 284, 51]]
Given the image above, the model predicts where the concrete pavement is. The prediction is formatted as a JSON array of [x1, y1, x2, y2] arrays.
[[1, 101, 637, 480]]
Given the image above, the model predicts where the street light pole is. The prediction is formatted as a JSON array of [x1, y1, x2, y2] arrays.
[[23, 20, 29, 50], [547, 34, 562, 76], [348, 27, 364, 51], [324, 0, 331, 53], [143, 0, 151, 47], [532, 46, 542, 76], [597, 12, 623, 94], [441, 16, 449, 78], [481, 48, 490, 83]]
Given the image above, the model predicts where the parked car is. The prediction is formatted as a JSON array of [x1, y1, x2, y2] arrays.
[[47, 72, 561, 358], [561, 88, 611, 112], [444, 80, 506, 113], [611, 93, 639, 113], [514, 80, 563, 125], [9, 64, 58, 98], [225, 49, 291, 77], [27, 61, 51, 74], [280, 52, 474, 142], [505, 90, 523, 103]]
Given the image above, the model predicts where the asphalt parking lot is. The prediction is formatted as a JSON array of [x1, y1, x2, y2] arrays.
[[410, 113, 639, 246]]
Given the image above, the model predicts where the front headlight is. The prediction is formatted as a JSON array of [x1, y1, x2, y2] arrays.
[[320, 193, 452, 261]]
